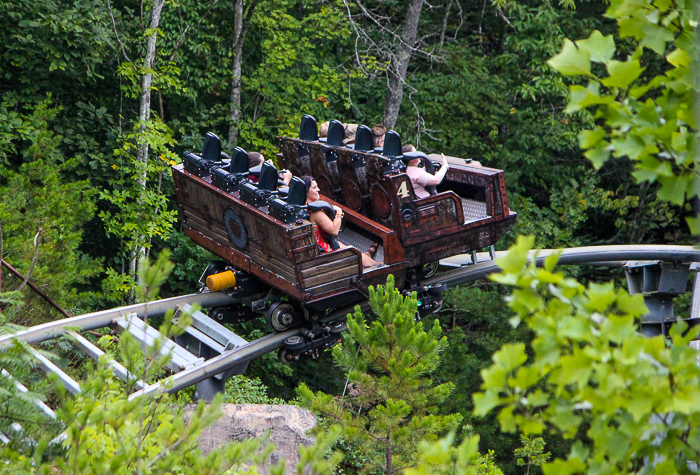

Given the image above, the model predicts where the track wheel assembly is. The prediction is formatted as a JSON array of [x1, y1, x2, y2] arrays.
[[278, 335, 304, 365], [267, 302, 295, 331]]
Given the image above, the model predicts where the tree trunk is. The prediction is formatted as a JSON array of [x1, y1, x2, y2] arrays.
[[386, 435, 393, 475], [228, 0, 259, 147], [131, 0, 166, 285], [382, 0, 424, 130]]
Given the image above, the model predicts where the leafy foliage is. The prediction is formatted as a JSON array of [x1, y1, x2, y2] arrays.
[[475, 236, 700, 473], [548, 0, 699, 233]]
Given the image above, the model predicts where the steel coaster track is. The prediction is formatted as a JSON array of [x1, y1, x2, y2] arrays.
[[127, 329, 299, 400], [426, 244, 700, 288], [0, 244, 698, 405], [0, 291, 240, 350]]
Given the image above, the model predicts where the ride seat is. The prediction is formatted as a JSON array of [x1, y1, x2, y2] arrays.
[[299, 114, 319, 142], [380, 130, 405, 175], [212, 147, 250, 192], [353, 125, 373, 152], [240, 162, 279, 208], [183, 132, 230, 179], [269, 177, 307, 224]]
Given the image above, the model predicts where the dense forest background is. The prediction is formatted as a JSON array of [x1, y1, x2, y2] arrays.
[[0, 0, 697, 472]]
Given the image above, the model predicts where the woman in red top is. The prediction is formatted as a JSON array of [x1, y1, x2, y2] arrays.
[[301, 176, 380, 268]]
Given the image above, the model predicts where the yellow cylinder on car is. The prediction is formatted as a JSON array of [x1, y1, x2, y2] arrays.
[[206, 270, 236, 292]]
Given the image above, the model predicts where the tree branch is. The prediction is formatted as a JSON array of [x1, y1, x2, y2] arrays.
[[17, 228, 41, 293]]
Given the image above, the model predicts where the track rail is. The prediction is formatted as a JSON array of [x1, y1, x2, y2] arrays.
[[0, 244, 697, 408], [0, 291, 239, 350], [128, 329, 299, 400], [427, 245, 700, 288]]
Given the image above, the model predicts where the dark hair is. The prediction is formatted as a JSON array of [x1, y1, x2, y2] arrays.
[[248, 152, 264, 168], [301, 175, 315, 191], [402, 144, 416, 154]]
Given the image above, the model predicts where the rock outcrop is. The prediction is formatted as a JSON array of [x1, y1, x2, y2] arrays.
[[192, 404, 317, 474]]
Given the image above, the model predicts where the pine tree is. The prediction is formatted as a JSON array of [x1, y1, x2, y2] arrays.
[[298, 275, 462, 474]]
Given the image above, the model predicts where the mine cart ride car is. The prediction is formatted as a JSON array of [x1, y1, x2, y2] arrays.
[[171, 116, 516, 363]]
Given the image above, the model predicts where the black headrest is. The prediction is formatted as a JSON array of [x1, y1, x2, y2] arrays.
[[354, 125, 373, 151], [286, 177, 307, 206], [327, 120, 344, 146], [402, 150, 430, 164], [258, 161, 278, 191], [299, 115, 318, 141], [382, 130, 402, 158], [229, 147, 249, 174], [201, 132, 221, 161]]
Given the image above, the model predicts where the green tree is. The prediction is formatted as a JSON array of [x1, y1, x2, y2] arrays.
[[0, 251, 342, 474], [475, 236, 700, 473], [298, 276, 462, 474], [0, 98, 100, 321], [547, 0, 699, 234]]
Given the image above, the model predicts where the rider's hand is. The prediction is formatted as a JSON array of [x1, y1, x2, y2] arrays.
[[442, 152, 449, 169]]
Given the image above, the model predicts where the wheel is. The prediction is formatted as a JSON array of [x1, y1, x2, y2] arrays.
[[427, 283, 448, 295], [422, 261, 439, 279], [330, 321, 348, 334], [267, 302, 295, 331], [284, 335, 305, 350], [210, 307, 226, 321], [278, 348, 297, 365]]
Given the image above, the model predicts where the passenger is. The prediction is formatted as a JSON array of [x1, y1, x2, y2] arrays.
[[405, 152, 449, 199], [247, 152, 265, 183], [278, 169, 293, 186], [319, 121, 330, 138], [319, 121, 359, 145], [402, 144, 416, 154], [301, 176, 381, 269], [371, 124, 387, 149], [342, 123, 358, 145]]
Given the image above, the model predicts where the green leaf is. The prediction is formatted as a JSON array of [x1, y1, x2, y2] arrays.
[[686, 216, 700, 236], [494, 343, 527, 372], [602, 59, 644, 88], [548, 39, 592, 76], [612, 134, 647, 160], [495, 235, 535, 273], [579, 127, 606, 148], [640, 23, 675, 55], [657, 174, 689, 204], [584, 141, 611, 168], [576, 30, 616, 64], [473, 391, 502, 417], [666, 48, 690, 67]]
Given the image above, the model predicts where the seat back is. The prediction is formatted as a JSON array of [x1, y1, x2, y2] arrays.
[[382, 130, 402, 158], [201, 132, 221, 161], [299, 115, 318, 141], [286, 177, 307, 206], [258, 162, 278, 191], [354, 125, 373, 151], [327, 120, 344, 146], [229, 147, 249, 174]]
